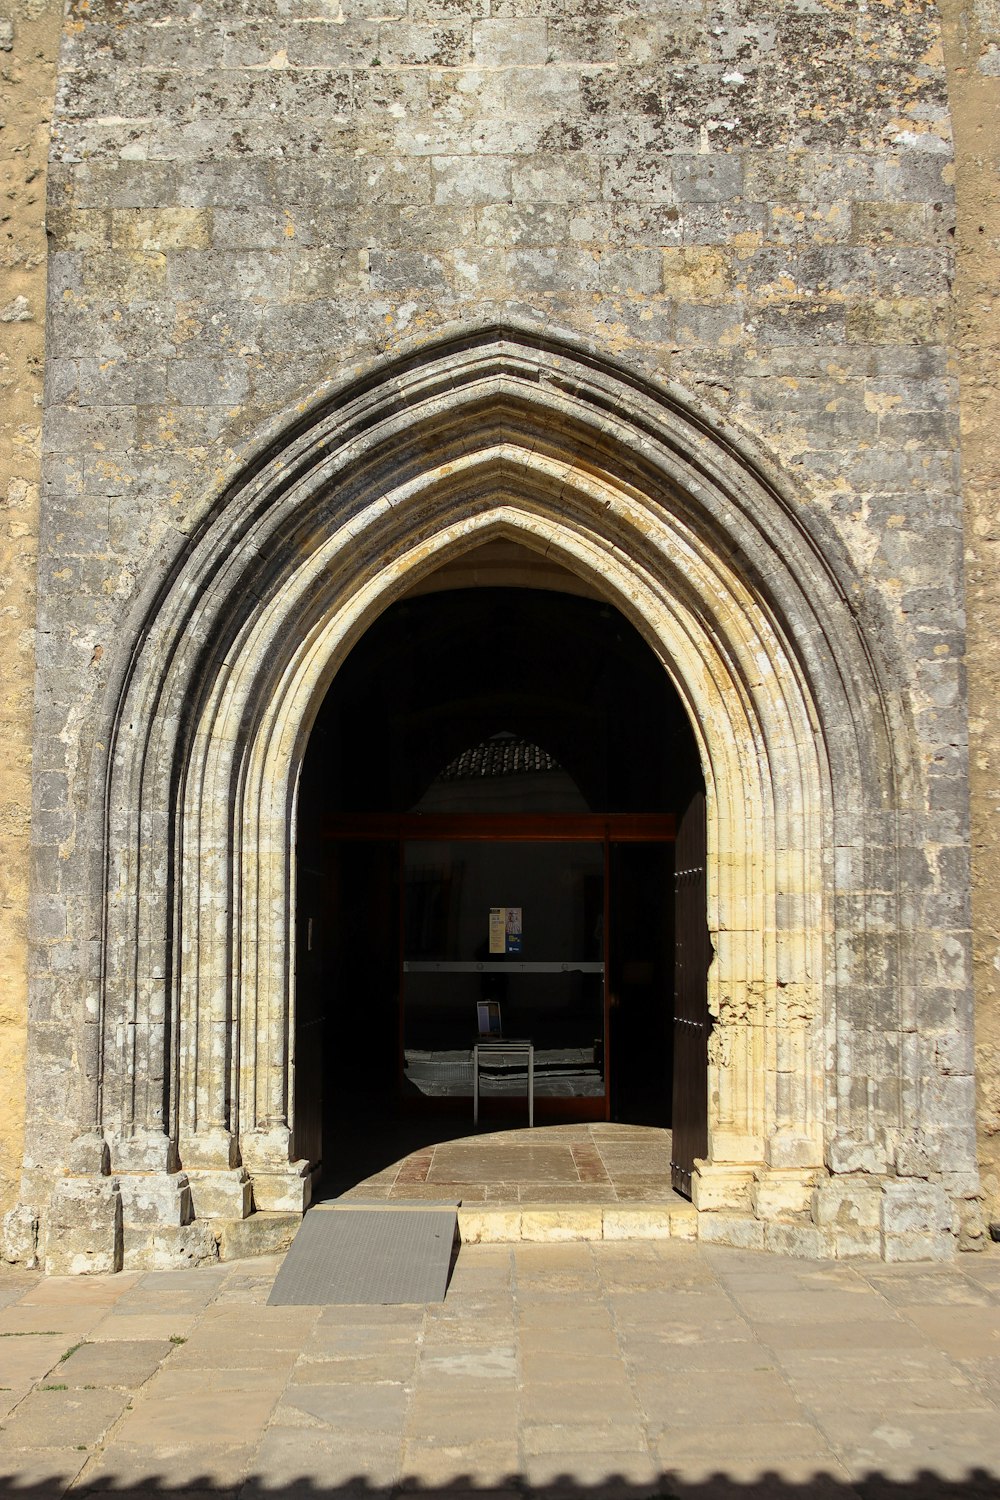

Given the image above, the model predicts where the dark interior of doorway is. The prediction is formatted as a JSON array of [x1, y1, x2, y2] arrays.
[[295, 587, 704, 1195]]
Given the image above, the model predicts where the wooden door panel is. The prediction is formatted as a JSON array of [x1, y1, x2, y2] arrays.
[[671, 790, 710, 1197]]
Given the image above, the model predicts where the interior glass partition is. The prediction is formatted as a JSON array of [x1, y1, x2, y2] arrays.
[[401, 838, 605, 1103]]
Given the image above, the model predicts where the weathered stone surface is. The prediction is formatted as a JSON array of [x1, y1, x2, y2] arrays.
[[602, 1207, 673, 1241], [118, 1172, 192, 1230], [751, 1171, 818, 1219], [217, 1212, 299, 1262], [121, 1222, 218, 1272], [45, 1178, 122, 1276], [0, 0, 992, 1269], [66, 1133, 109, 1177], [940, 0, 1000, 1237], [186, 1170, 252, 1222], [696, 1214, 766, 1253], [0, 0, 62, 1223], [250, 1163, 311, 1214], [520, 1208, 604, 1243], [813, 1177, 883, 1233], [2, 1202, 39, 1266], [881, 1180, 956, 1263]]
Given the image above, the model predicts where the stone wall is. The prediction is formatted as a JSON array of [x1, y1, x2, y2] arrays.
[[941, 0, 1000, 1232], [0, 0, 61, 1216], [1, 0, 997, 1262]]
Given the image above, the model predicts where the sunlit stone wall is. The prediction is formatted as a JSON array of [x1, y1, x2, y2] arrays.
[[2, 0, 994, 1267]]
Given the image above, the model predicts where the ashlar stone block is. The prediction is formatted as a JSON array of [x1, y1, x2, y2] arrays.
[[118, 1171, 193, 1228], [186, 1168, 252, 1221], [691, 1165, 755, 1212], [66, 1131, 110, 1176], [697, 1213, 766, 1251], [2, 1203, 39, 1266], [813, 1175, 883, 1231], [763, 1221, 826, 1259], [122, 1222, 219, 1271], [250, 1167, 311, 1214], [751, 1169, 818, 1218], [602, 1206, 673, 1240], [880, 1180, 955, 1262], [45, 1177, 123, 1275]]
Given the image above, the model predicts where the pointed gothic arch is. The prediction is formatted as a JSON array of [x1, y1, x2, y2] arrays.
[[78, 323, 970, 1250]]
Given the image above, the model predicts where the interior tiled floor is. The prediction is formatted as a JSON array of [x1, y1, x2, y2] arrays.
[[326, 1121, 678, 1205]]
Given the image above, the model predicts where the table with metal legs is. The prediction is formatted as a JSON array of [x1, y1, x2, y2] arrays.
[[473, 1040, 534, 1127]]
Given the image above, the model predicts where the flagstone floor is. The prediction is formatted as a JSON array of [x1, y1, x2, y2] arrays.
[[2, 1239, 1000, 1497], [323, 1121, 679, 1206]]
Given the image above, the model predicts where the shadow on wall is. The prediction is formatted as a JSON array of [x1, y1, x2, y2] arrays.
[[1, 1471, 999, 1499]]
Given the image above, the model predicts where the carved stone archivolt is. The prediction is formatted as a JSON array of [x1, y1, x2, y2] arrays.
[[17, 326, 980, 1267]]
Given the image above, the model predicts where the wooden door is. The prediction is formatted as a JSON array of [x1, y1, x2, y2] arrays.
[[671, 789, 710, 1197], [293, 854, 328, 1168]]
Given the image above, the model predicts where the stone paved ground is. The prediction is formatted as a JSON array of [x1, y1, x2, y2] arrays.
[[1, 1242, 999, 1499], [330, 1123, 677, 1205]]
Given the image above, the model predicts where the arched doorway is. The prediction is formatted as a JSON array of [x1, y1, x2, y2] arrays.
[[36, 325, 973, 1266], [295, 573, 707, 1195]]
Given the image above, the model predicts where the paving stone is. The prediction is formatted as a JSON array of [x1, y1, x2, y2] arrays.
[[518, 1326, 622, 1358], [635, 1369, 808, 1431], [872, 1273, 998, 1307], [55, 1339, 174, 1388], [0, 1386, 129, 1450], [521, 1422, 650, 1456], [513, 1243, 596, 1270], [246, 1426, 402, 1491], [619, 1337, 768, 1374], [399, 1441, 520, 1486], [785, 1374, 987, 1414], [752, 1318, 930, 1353], [164, 1339, 302, 1372], [291, 1350, 419, 1383], [520, 1353, 628, 1385], [78, 1440, 255, 1491], [418, 1347, 517, 1379], [655, 1420, 842, 1464], [1, 1241, 1000, 1499], [960, 1259, 1000, 1289], [428, 1144, 579, 1183], [0, 1446, 90, 1493], [727, 1288, 902, 1323], [86, 1312, 199, 1341], [19, 1276, 139, 1309], [900, 1305, 1000, 1358], [519, 1382, 640, 1424], [819, 1409, 1000, 1482], [772, 1347, 969, 1387], [405, 1391, 518, 1444], [0, 1334, 74, 1385], [119, 1379, 281, 1449], [0, 1384, 31, 1421], [280, 1381, 409, 1433], [523, 1450, 662, 1490], [0, 1306, 104, 1338], [609, 1288, 745, 1324], [0, 1275, 39, 1310]]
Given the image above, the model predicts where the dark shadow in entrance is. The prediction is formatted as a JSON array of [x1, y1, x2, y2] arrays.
[[315, 1094, 520, 1202], [313, 1095, 676, 1207], [296, 585, 704, 1198]]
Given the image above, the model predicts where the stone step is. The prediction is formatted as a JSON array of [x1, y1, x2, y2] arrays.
[[457, 1199, 698, 1244], [217, 1211, 301, 1262]]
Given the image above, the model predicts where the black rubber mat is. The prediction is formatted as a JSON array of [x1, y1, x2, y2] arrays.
[[267, 1206, 458, 1306]]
